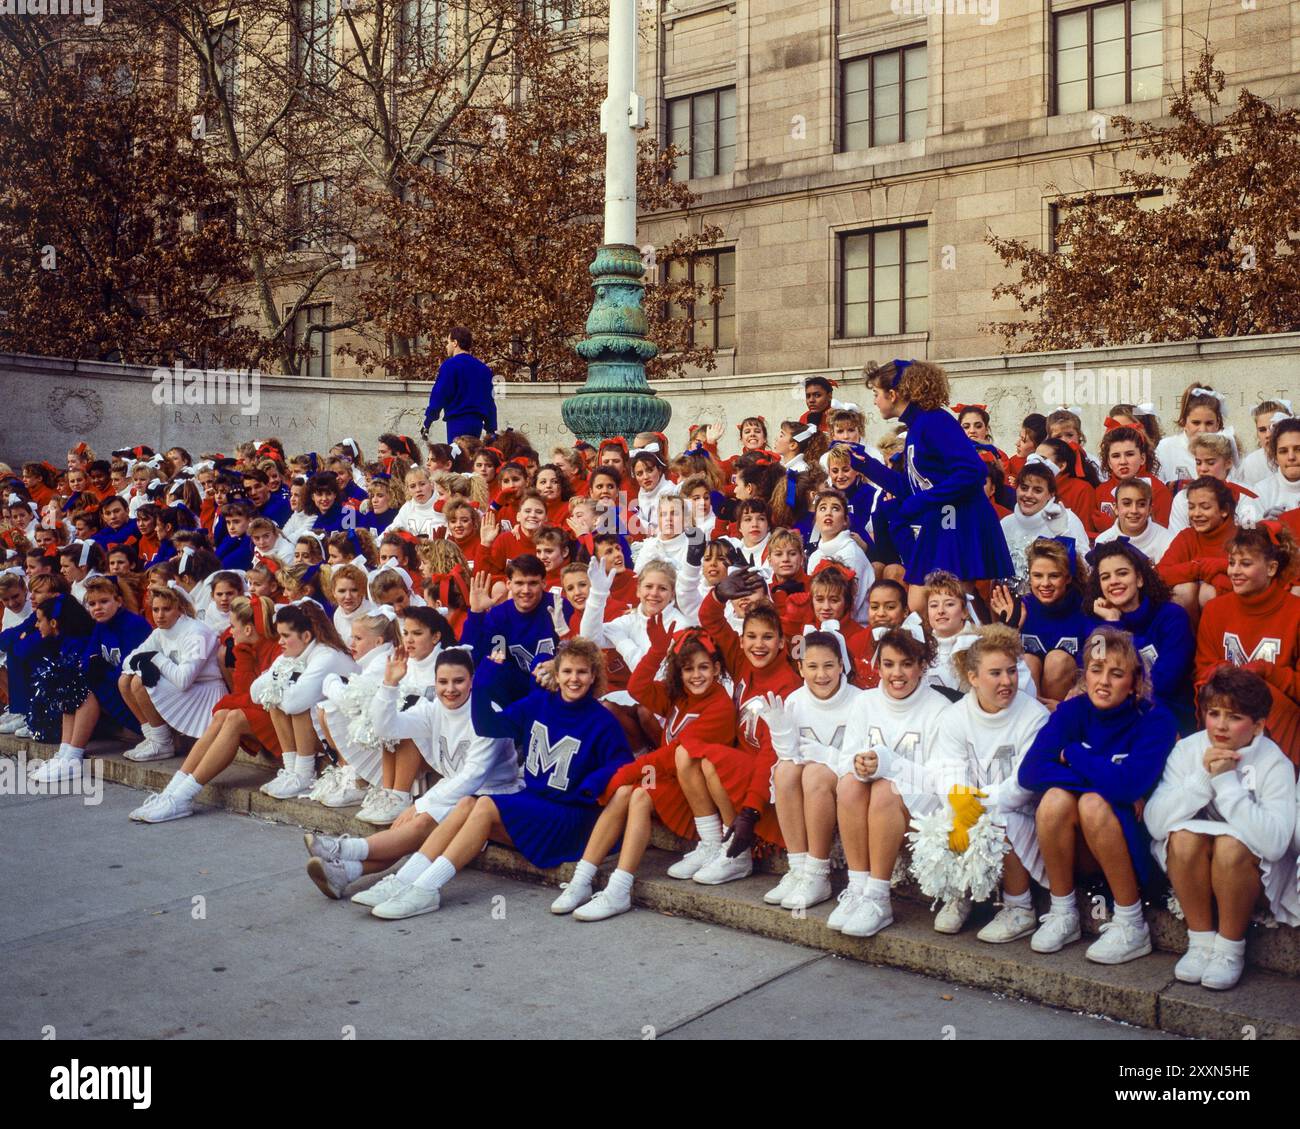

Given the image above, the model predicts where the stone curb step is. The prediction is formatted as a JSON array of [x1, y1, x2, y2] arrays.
[[5, 737, 1298, 1038]]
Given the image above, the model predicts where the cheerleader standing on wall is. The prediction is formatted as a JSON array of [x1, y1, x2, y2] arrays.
[[366, 639, 633, 921], [129, 595, 282, 823], [551, 619, 737, 921], [860, 360, 1014, 615], [1145, 668, 1299, 990], [761, 628, 863, 911], [303, 646, 522, 902], [118, 584, 224, 763], [250, 601, 358, 799], [1017, 627, 1179, 963], [831, 626, 952, 937], [925, 625, 1051, 939]]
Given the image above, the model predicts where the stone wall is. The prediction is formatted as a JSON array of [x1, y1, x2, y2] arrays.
[[2, 332, 1296, 465]]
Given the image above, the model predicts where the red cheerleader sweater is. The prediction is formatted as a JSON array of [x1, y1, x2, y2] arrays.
[[1092, 474, 1173, 531], [1055, 476, 1099, 539], [1158, 520, 1237, 592]]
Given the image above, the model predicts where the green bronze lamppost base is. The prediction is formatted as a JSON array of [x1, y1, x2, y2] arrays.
[[563, 244, 671, 444]]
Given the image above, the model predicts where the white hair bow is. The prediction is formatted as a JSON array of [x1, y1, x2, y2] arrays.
[[371, 561, 414, 592], [340, 438, 360, 458], [1191, 387, 1227, 407], [1023, 453, 1058, 476], [804, 620, 851, 673], [374, 605, 399, 621], [1133, 402, 1156, 415], [72, 540, 93, 568], [792, 423, 818, 444], [630, 442, 662, 459]]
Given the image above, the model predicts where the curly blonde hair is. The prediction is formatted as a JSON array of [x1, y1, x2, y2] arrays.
[[864, 359, 950, 412]]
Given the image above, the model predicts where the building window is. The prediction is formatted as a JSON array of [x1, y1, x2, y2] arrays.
[[198, 198, 238, 240], [399, 0, 449, 68], [291, 178, 334, 250], [293, 0, 335, 88], [667, 87, 736, 181], [201, 20, 240, 111], [841, 44, 927, 151], [289, 303, 332, 378], [531, 0, 580, 31], [839, 225, 928, 338], [664, 249, 736, 350], [1053, 0, 1161, 114], [1049, 191, 1163, 255]]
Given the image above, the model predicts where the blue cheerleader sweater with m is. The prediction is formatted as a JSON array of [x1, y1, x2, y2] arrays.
[[1020, 590, 1098, 663]]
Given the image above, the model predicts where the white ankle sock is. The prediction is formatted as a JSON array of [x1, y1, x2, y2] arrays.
[[65, 745, 85, 760], [572, 859, 598, 887], [341, 859, 364, 882], [806, 856, 830, 878], [1186, 928, 1215, 950], [865, 876, 891, 902], [293, 753, 316, 778], [280, 751, 297, 770], [1051, 892, 1078, 917], [174, 774, 202, 802], [847, 869, 868, 894], [606, 869, 634, 901], [695, 814, 722, 844], [1213, 934, 1246, 958], [785, 852, 807, 875], [414, 856, 456, 892], [339, 837, 369, 862], [396, 854, 433, 884], [1004, 889, 1033, 910], [1113, 900, 1146, 928]]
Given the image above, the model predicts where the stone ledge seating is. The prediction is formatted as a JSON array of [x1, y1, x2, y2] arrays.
[[5, 733, 1297, 1040]]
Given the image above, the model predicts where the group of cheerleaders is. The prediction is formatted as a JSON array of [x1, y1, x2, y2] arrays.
[[3, 358, 1300, 995]]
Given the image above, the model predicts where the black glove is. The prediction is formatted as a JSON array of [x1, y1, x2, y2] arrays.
[[86, 654, 111, 683], [223, 637, 237, 669], [128, 650, 157, 673], [136, 654, 161, 689], [723, 542, 748, 569], [723, 807, 760, 858], [685, 528, 707, 567], [715, 567, 765, 603], [401, 693, 421, 711], [288, 671, 302, 684], [420, 425, 430, 441], [771, 578, 804, 596]]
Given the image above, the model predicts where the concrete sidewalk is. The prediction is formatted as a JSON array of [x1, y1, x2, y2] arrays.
[[1, 785, 1175, 1041]]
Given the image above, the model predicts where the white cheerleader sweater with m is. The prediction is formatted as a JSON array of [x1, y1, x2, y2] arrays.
[[779, 680, 864, 766], [927, 689, 1051, 808], [839, 682, 954, 816]]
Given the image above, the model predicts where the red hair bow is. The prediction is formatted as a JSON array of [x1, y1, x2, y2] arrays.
[[391, 529, 419, 545], [1258, 520, 1283, 547], [428, 565, 470, 608], [670, 626, 719, 659], [952, 403, 987, 415], [1103, 416, 1125, 432], [599, 437, 629, 456], [812, 559, 856, 582]]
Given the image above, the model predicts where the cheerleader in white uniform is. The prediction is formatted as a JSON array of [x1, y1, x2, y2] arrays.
[[312, 607, 400, 808], [1252, 418, 1300, 519], [328, 563, 377, 645], [806, 489, 875, 625], [199, 571, 245, 638], [250, 600, 358, 799], [999, 460, 1089, 587], [1154, 385, 1229, 486], [924, 624, 1051, 939], [353, 605, 454, 826], [118, 583, 224, 762], [303, 647, 522, 902], [759, 627, 863, 912], [831, 624, 952, 937], [630, 443, 678, 538], [633, 494, 691, 576], [1144, 667, 1300, 990]]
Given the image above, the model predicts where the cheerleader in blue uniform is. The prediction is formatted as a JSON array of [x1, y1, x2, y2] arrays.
[[860, 360, 1014, 613], [366, 637, 633, 920]]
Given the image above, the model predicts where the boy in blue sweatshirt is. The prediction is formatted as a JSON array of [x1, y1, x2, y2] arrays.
[[421, 326, 497, 443], [459, 554, 562, 699]]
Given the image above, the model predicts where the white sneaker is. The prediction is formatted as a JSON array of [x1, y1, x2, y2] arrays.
[[354, 785, 383, 819], [13, 724, 33, 739], [977, 905, 1038, 944], [1031, 910, 1082, 953], [1086, 919, 1152, 965], [125, 740, 174, 762], [842, 897, 894, 938], [351, 874, 406, 908], [322, 766, 367, 808], [574, 888, 632, 922], [1175, 941, 1215, 984], [0, 712, 25, 733], [29, 754, 82, 785], [356, 787, 410, 826], [550, 881, 594, 915], [371, 883, 440, 919], [666, 839, 722, 880], [934, 897, 973, 934], [134, 790, 194, 823], [303, 832, 343, 862], [1200, 948, 1245, 991], [307, 765, 342, 803], [263, 767, 315, 800], [259, 764, 296, 796], [693, 848, 752, 886], [783, 870, 832, 910], [307, 857, 351, 899], [763, 867, 803, 905], [129, 791, 167, 821], [827, 887, 865, 931]]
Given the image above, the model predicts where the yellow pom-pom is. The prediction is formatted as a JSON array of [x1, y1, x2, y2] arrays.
[[947, 785, 986, 852]]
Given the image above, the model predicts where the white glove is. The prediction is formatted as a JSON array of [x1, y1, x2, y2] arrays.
[[757, 691, 797, 757], [587, 555, 614, 596]]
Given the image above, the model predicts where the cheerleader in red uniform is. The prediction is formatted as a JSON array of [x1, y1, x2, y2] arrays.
[[1195, 523, 1300, 765], [1158, 476, 1239, 631], [1092, 424, 1173, 531], [550, 618, 738, 921], [129, 594, 282, 823]]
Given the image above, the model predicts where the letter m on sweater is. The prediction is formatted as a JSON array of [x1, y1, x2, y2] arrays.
[[526, 723, 580, 791], [1223, 633, 1281, 665]]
